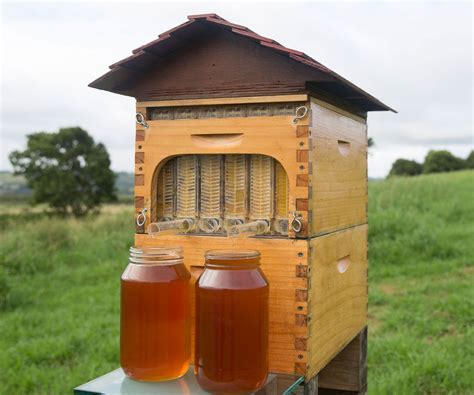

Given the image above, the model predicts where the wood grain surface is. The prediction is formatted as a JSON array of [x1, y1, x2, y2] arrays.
[[309, 100, 368, 236], [307, 225, 368, 379]]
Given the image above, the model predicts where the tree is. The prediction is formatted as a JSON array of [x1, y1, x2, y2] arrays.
[[388, 159, 423, 177], [423, 150, 465, 174], [9, 127, 117, 216], [465, 150, 474, 169]]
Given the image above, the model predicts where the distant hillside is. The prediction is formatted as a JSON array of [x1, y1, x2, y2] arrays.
[[114, 172, 134, 197], [0, 171, 30, 198], [0, 171, 134, 200]]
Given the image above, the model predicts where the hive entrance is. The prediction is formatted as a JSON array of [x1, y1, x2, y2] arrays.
[[153, 154, 289, 237]]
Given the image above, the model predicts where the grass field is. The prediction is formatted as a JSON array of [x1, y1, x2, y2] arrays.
[[0, 171, 473, 394]]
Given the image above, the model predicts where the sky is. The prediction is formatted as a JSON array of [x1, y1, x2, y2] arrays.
[[0, 1, 472, 178]]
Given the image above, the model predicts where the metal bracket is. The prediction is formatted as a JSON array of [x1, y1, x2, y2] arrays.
[[292, 106, 308, 124], [136, 112, 149, 129], [136, 208, 148, 227], [290, 212, 303, 233]]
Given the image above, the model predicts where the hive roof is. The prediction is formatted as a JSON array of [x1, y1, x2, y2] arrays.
[[90, 13, 394, 112]]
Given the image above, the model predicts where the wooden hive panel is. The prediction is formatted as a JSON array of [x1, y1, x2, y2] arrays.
[[135, 234, 309, 375], [309, 99, 368, 236], [307, 224, 368, 379], [134, 96, 311, 232]]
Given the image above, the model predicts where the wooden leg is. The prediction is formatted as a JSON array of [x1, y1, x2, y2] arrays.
[[317, 326, 368, 395], [304, 375, 318, 395], [256, 374, 278, 394]]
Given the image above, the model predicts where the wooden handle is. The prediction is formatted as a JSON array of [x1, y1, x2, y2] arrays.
[[191, 133, 244, 148], [337, 140, 350, 156], [336, 255, 351, 273]]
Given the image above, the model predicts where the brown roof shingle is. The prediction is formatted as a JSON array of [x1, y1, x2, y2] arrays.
[[90, 14, 394, 112]]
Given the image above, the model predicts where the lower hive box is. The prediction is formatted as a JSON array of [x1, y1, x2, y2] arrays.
[[136, 223, 368, 378]]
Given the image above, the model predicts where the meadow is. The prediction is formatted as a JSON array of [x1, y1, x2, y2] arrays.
[[0, 171, 473, 394]]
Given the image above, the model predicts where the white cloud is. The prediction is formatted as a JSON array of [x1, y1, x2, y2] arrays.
[[1, 1, 472, 177]]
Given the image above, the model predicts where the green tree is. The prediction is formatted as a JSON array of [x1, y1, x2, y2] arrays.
[[465, 150, 474, 169], [423, 150, 465, 174], [388, 159, 423, 177], [9, 127, 117, 216]]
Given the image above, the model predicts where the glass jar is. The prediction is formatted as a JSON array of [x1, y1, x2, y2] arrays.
[[120, 246, 191, 382], [195, 250, 269, 393]]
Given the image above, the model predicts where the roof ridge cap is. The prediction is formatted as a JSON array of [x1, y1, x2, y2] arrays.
[[188, 13, 226, 21]]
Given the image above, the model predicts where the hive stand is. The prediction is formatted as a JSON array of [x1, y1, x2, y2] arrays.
[[90, 13, 393, 394], [317, 326, 367, 394]]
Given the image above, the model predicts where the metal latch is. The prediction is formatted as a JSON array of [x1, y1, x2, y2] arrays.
[[136, 112, 149, 128], [290, 212, 303, 233], [136, 208, 148, 227], [292, 106, 308, 124]]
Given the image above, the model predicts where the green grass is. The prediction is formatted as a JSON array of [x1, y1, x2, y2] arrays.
[[0, 210, 133, 394], [0, 171, 473, 394], [368, 170, 474, 394]]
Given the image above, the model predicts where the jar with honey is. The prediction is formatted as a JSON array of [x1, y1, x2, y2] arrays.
[[120, 246, 190, 382], [195, 250, 269, 393]]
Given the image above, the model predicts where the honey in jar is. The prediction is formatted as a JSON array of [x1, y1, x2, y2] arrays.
[[120, 246, 190, 381], [195, 250, 269, 393]]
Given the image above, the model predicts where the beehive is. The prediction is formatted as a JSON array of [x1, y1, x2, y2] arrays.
[[90, 13, 393, 392]]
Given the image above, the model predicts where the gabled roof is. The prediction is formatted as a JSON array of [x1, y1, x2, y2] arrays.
[[90, 14, 395, 113]]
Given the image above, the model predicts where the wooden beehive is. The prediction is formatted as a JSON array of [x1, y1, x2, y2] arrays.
[[90, 13, 393, 392]]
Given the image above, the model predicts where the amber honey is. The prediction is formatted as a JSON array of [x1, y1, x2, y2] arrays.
[[195, 250, 269, 393], [275, 161, 288, 218], [120, 247, 191, 382]]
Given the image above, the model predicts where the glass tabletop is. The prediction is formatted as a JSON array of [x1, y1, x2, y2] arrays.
[[74, 367, 304, 395]]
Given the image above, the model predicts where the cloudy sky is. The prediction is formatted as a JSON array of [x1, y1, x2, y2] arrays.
[[1, 1, 472, 177]]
